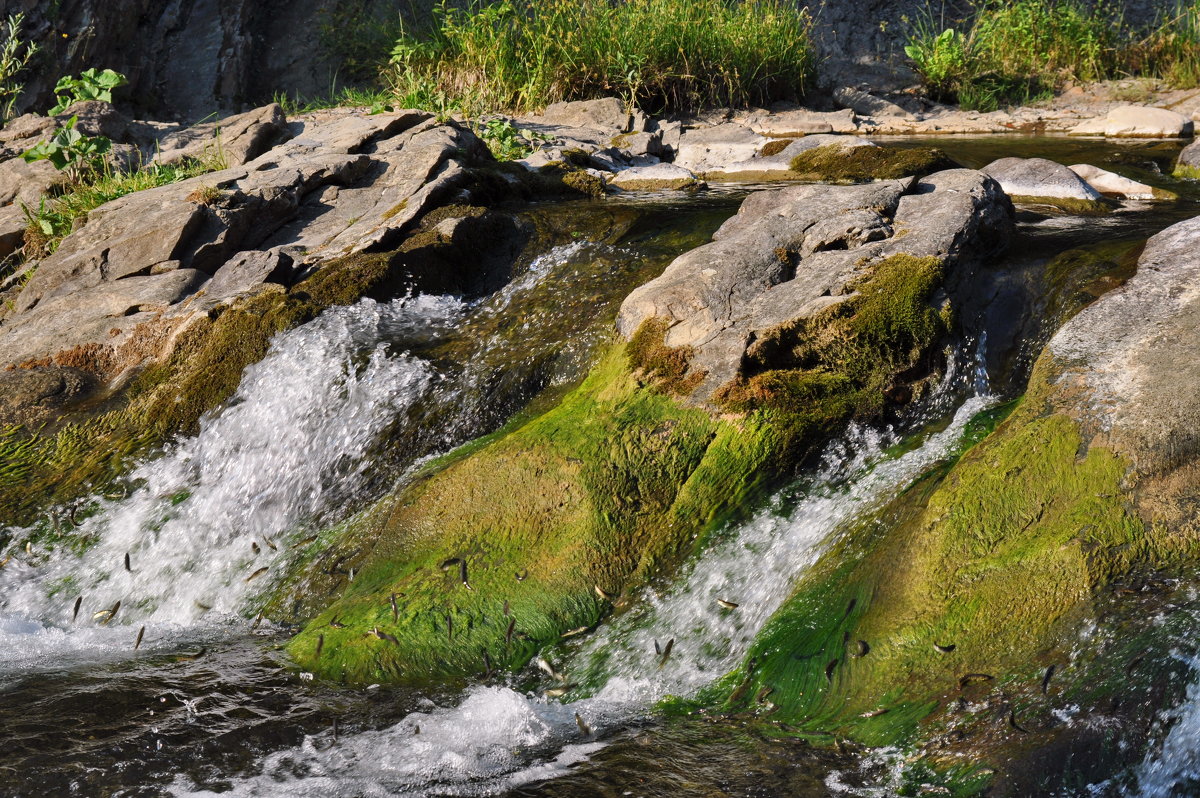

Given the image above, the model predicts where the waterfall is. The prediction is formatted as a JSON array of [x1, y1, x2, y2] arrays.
[[173, 387, 995, 798]]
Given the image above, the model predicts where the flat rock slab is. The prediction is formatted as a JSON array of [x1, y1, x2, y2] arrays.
[[609, 162, 703, 191], [1068, 163, 1174, 200], [745, 108, 859, 137], [1069, 105, 1194, 138]]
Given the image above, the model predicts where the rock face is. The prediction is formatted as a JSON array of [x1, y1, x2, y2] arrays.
[[0, 108, 498, 379], [982, 157, 1103, 202], [1177, 138, 1200, 175], [617, 169, 1013, 402], [152, 103, 292, 167], [1069, 105, 1194, 138]]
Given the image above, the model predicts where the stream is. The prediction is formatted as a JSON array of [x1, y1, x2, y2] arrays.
[[1, 136, 1198, 797]]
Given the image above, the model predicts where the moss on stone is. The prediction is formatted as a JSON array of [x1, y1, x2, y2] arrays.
[[1008, 195, 1113, 216], [612, 176, 703, 192], [760, 138, 795, 157], [788, 145, 957, 182], [1173, 163, 1200, 180], [627, 318, 706, 395], [286, 344, 781, 683]]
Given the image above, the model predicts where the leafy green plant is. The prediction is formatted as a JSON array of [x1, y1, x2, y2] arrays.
[[0, 13, 39, 121], [385, 0, 815, 115], [49, 68, 127, 114], [478, 118, 551, 160], [21, 116, 111, 182], [904, 27, 967, 102]]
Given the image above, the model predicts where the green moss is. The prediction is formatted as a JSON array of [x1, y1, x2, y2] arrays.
[[1008, 195, 1113, 216], [760, 138, 795, 157], [788, 145, 957, 182], [613, 176, 703, 191], [1173, 163, 1200, 180], [287, 344, 782, 683], [716, 253, 949, 461], [627, 318, 705, 395]]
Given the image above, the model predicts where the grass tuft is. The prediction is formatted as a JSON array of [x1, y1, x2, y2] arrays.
[[384, 0, 815, 115]]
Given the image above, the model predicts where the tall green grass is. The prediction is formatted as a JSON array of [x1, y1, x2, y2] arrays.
[[385, 0, 815, 115], [906, 0, 1200, 111]]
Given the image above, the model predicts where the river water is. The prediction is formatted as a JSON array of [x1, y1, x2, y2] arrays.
[[1, 137, 1197, 797]]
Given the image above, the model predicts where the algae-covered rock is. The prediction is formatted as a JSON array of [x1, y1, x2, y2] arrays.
[[617, 169, 1013, 404], [609, 163, 704, 192], [715, 215, 1200, 786], [983, 156, 1112, 214]]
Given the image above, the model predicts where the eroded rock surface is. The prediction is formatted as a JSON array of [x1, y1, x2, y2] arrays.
[[617, 169, 1014, 402]]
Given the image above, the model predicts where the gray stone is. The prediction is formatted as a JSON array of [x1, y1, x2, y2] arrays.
[[1068, 163, 1174, 200], [536, 98, 631, 134], [745, 108, 859, 137], [153, 103, 291, 167], [833, 87, 913, 119], [609, 163, 703, 191], [1177, 138, 1200, 173], [982, 157, 1103, 201], [0, 366, 95, 427], [617, 169, 1013, 402], [1069, 105, 1194, 138], [672, 123, 767, 173]]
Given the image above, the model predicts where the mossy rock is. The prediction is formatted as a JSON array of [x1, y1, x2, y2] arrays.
[[1008, 194, 1114, 216], [285, 251, 967, 684], [1173, 163, 1200, 180], [788, 145, 958, 183]]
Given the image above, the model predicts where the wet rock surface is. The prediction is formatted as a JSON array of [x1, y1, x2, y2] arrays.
[[617, 169, 1014, 402]]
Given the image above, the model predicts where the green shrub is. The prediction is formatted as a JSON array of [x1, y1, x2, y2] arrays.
[[21, 115, 111, 183], [49, 68, 128, 114], [385, 0, 815, 115], [0, 13, 38, 121], [905, 0, 1200, 108]]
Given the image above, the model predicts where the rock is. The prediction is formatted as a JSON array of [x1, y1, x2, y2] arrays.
[[650, 120, 683, 158], [56, 100, 131, 141], [1068, 163, 1175, 200], [746, 108, 858, 137], [833, 87, 913, 119], [617, 169, 1013, 401], [1176, 138, 1200, 177], [537, 98, 632, 135], [0, 110, 497, 378], [609, 163, 704, 191], [704, 134, 870, 178], [1069, 105, 1194, 138], [0, 205, 26, 260], [672, 123, 768, 173], [0, 366, 95, 427], [153, 103, 291, 167], [982, 157, 1104, 205]]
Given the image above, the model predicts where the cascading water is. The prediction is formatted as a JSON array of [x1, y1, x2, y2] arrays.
[[0, 294, 462, 670], [172, 366, 995, 797]]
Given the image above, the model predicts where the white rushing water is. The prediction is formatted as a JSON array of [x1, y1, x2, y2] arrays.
[[175, 387, 995, 798], [1128, 651, 1200, 797], [0, 294, 463, 671]]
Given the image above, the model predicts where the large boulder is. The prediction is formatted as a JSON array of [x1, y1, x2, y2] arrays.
[[617, 169, 1014, 402], [671, 122, 768, 173], [1068, 163, 1175, 200], [1069, 105, 1194, 138], [1176, 137, 1200, 177], [533, 98, 633, 135], [982, 156, 1105, 206]]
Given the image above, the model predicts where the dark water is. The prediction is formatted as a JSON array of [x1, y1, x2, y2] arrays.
[[1, 138, 1198, 797]]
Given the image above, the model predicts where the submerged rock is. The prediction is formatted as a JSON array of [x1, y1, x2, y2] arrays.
[[608, 162, 704, 191]]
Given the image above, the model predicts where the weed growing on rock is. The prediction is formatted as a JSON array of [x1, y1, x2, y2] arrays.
[[0, 13, 38, 121]]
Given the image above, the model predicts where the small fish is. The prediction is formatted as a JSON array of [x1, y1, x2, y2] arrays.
[[482, 649, 493, 676], [860, 708, 889, 718], [178, 647, 207, 661], [594, 585, 614, 601], [72, 596, 82, 622], [1126, 654, 1145, 675], [824, 658, 839, 683], [440, 557, 462, 571], [414, 725, 420, 735], [293, 535, 317, 549], [502, 600, 510, 616], [124, 552, 132, 572], [99, 600, 121, 626], [515, 569, 528, 582], [659, 638, 675, 668], [716, 599, 739, 610], [1009, 710, 1029, 733], [264, 537, 277, 551], [134, 625, 145, 650], [959, 673, 994, 689], [446, 613, 453, 641], [575, 712, 591, 736], [654, 639, 661, 656], [844, 598, 857, 617], [934, 643, 956, 654], [332, 717, 338, 745], [194, 600, 212, 612], [536, 656, 562, 681], [505, 618, 516, 645], [328, 617, 345, 629], [1041, 664, 1056, 695], [315, 634, 324, 659], [545, 683, 578, 698], [754, 685, 774, 703], [68, 508, 83, 527], [25, 541, 32, 554], [561, 626, 589, 638], [371, 627, 399, 644], [348, 568, 356, 582], [251, 541, 260, 555], [245, 566, 269, 583], [850, 640, 870, 658], [390, 593, 400, 622]]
